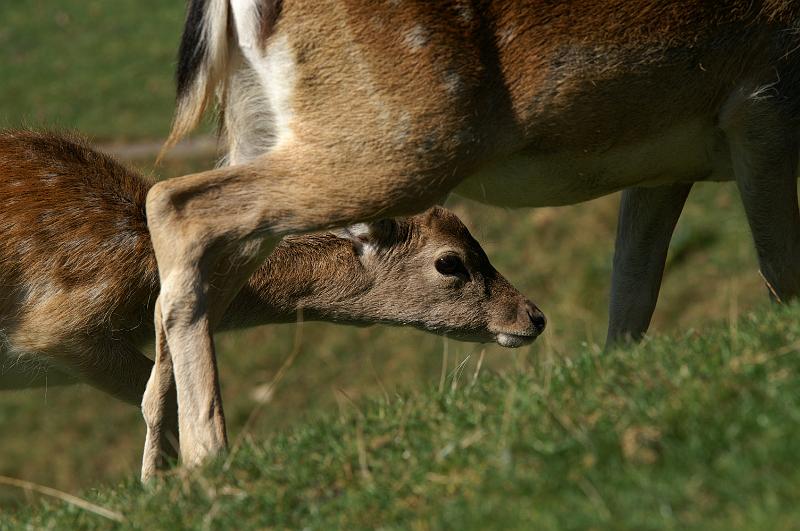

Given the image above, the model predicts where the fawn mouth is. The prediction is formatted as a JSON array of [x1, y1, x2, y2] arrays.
[[495, 332, 538, 348]]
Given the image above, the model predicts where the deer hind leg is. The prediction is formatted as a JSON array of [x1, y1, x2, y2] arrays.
[[141, 302, 179, 482], [606, 183, 693, 347], [144, 147, 446, 469], [722, 93, 800, 300]]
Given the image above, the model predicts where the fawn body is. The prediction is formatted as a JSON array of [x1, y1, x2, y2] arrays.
[[0, 130, 543, 476]]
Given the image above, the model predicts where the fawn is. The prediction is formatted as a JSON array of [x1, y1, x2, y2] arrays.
[[0, 129, 544, 478]]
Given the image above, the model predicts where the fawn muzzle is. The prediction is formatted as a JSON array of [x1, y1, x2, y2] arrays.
[[493, 299, 546, 348]]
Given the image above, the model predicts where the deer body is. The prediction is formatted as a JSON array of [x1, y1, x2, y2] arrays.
[[146, 0, 800, 475], [208, 1, 777, 202], [456, 119, 731, 207], [0, 130, 543, 476]]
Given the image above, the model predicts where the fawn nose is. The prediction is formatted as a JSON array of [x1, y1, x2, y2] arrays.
[[525, 301, 547, 334]]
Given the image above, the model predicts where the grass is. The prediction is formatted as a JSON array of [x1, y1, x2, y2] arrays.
[[0, 1, 186, 141], [4, 303, 800, 529]]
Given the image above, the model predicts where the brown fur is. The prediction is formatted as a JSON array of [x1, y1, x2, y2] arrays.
[[172, 1, 800, 159]]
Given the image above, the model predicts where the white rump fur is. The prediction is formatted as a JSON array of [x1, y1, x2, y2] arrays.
[[331, 223, 384, 257], [166, 0, 296, 165], [223, 33, 297, 165]]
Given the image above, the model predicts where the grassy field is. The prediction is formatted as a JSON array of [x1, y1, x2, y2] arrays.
[[1, 1, 796, 528], [5, 304, 800, 529], [0, 1, 187, 141]]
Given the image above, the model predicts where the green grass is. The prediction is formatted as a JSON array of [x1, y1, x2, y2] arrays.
[[0, 1, 186, 141], [4, 304, 800, 529]]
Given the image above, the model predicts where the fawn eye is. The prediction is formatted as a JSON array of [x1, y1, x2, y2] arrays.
[[435, 255, 467, 277]]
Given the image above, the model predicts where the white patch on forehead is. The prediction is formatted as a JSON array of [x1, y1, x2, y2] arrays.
[[332, 223, 383, 258], [404, 25, 429, 51]]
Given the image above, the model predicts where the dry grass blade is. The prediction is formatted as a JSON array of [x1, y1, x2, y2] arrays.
[[335, 386, 365, 418], [759, 270, 783, 303], [355, 421, 372, 482], [0, 475, 125, 523], [577, 476, 611, 520], [438, 339, 449, 393], [450, 353, 472, 392], [471, 349, 486, 386], [224, 310, 305, 471]]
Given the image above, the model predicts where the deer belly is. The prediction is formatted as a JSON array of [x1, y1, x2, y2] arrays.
[[455, 120, 731, 207]]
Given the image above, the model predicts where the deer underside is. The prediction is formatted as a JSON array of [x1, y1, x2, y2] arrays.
[[455, 118, 738, 207], [222, 72, 759, 210]]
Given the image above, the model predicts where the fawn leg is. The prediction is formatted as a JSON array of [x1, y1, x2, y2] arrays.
[[141, 302, 180, 482]]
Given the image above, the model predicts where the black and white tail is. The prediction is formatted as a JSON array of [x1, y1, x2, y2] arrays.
[[163, 0, 230, 154]]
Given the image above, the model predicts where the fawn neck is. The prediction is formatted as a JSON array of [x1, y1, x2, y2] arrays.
[[220, 234, 369, 329]]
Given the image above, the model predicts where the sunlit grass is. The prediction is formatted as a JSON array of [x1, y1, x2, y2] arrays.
[[5, 304, 800, 529]]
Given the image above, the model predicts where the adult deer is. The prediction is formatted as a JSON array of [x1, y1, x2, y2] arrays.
[[0, 130, 544, 480], [149, 0, 800, 470]]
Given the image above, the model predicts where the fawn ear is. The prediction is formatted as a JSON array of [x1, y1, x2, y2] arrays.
[[332, 219, 397, 256]]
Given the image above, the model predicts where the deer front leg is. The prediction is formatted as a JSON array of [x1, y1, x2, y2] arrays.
[[141, 302, 179, 482], [144, 147, 447, 471], [606, 184, 692, 347]]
